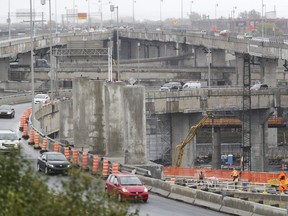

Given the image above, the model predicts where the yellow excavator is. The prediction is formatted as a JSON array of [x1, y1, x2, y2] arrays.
[[175, 112, 214, 167]]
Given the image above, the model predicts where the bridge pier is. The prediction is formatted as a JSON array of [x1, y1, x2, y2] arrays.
[[211, 49, 226, 67], [18, 52, 32, 65], [59, 99, 74, 144], [212, 127, 222, 169], [251, 110, 269, 172], [0, 57, 9, 81], [260, 58, 278, 87]]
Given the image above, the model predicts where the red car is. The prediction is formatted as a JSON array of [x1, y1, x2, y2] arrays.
[[105, 173, 149, 202]]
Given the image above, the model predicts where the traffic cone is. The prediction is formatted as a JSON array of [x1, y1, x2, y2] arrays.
[[34, 132, 41, 149], [92, 155, 99, 174], [41, 138, 47, 150], [72, 149, 78, 166], [112, 162, 119, 174], [28, 128, 35, 145], [81, 152, 88, 171], [34, 132, 39, 149], [53, 143, 59, 152], [64, 147, 70, 160], [22, 123, 29, 140], [102, 158, 109, 178]]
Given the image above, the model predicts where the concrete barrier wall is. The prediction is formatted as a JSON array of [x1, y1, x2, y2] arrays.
[[138, 176, 286, 216]]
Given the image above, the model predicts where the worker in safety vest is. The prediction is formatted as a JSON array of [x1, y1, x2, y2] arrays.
[[231, 168, 239, 182], [277, 171, 287, 191]]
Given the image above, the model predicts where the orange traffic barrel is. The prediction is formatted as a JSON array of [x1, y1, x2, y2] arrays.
[[34, 132, 39, 148], [170, 178, 175, 185], [53, 143, 59, 152], [102, 158, 109, 177], [22, 123, 29, 140], [41, 138, 47, 150], [112, 162, 119, 174], [81, 153, 88, 170], [28, 128, 35, 145], [92, 155, 99, 174], [19, 115, 25, 132], [72, 149, 78, 165], [64, 147, 70, 159]]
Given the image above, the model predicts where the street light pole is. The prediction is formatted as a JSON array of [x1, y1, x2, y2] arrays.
[[30, 0, 35, 124], [261, 0, 264, 38], [215, 3, 218, 19], [110, 5, 120, 80], [160, 0, 163, 27], [181, 0, 183, 28], [137, 42, 140, 83], [132, 0, 135, 27], [8, 0, 11, 41], [41, 0, 54, 103]]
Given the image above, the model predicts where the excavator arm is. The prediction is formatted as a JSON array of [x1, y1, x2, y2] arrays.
[[175, 112, 213, 167]]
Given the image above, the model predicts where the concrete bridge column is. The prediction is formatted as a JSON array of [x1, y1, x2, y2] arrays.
[[212, 127, 221, 169], [123, 85, 146, 165], [120, 40, 131, 60], [59, 99, 74, 142], [211, 49, 226, 67], [72, 77, 91, 150], [18, 52, 32, 65], [260, 58, 278, 87], [195, 46, 207, 67], [251, 110, 269, 172], [171, 113, 202, 168], [234, 53, 244, 87], [148, 45, 160, 58], [105, 82, 126, 157], [0, 57, 9, 81]]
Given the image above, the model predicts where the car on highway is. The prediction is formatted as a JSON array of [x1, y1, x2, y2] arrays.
[[0, 129, 21, 152], [219, 29, 230, 36], [0, 104, 15, 118], [105, 173, 149, 202], [250, 83, 268, 90], [37, 151, 71, 175], [183, 81, 201, 89], [160, 82, 183, 91], [34, 94, 50, 104]]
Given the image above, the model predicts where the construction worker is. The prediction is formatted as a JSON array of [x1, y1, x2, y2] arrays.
[[231, 168, 239, 188], [198, 171, 205, 184], [231, 168, 239, 181], [277, 171, 287, 192]]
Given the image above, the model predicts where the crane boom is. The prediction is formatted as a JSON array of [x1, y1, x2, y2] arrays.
[[175, 112, 213, 167]]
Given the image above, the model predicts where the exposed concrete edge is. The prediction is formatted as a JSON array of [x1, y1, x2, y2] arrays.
[[168, 185, 195, 204], [220, 196, 254, 216], [194, 190, 222, 211], [251, 202, 287, 216]]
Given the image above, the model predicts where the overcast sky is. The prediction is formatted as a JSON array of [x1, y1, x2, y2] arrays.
[[1, 0, 288, 24]]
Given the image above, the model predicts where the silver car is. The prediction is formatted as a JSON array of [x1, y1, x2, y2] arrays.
[[0, 129, 21, 151]]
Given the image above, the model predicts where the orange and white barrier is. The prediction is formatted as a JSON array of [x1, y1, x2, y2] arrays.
[[28, 128, 35, 145], [64, 147, 70, 159], [112, 162, 119, 174], [41, 138, 47, 150], [22, 123, 29, 140], [92, 156, 99, 173], [53, 143, 59, 152], [72, 149, 78, 165], [102, 158, 109, 177], [34, 132, 40, 149], [19, 115, 26, 132], [81, 152, 88, 170]]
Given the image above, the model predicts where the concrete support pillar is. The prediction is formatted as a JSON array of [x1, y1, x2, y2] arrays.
[[268, 128, 278, 148], [0, 58, 10, 81], [59, 99, 74, 141], [123, 85, 146, 164], [171, 113, 201, 168], [234, 53, 244, 87], [251, 110, 269, 171], [195, 46, 207, 67], [260, 58, 278, 87], [148, 46, 160, 58], [105, 82, 125, 157], [211, 49, 226, 67], [88, 80, 106, 155], [120, 40, 131, 60], [212, 127, 221, 169], [18, 52, 32, 65], [73, 77, 90, 150]]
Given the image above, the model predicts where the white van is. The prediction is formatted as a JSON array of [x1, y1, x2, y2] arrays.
[[183, 82, 201, 89]]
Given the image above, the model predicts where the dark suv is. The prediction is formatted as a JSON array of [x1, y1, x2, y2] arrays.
[[160, 82, 183, 91]]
